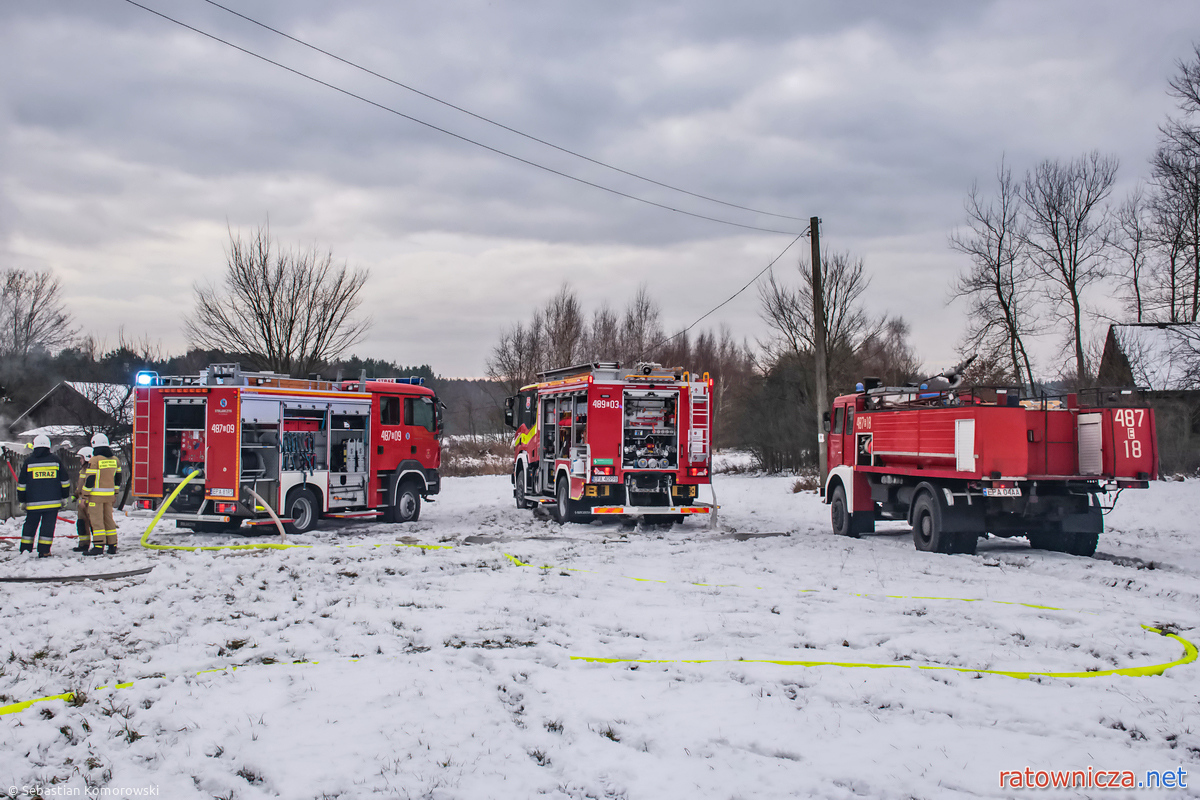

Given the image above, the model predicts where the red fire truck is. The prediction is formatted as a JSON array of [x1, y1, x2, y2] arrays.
[[505, 362, 715, 523], [132, 364, 442, 533], [823, 370, 1157, 556]]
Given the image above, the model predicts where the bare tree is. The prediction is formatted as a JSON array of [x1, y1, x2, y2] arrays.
[[760, 250, 877, 393], [618, 285, 664, 363], [585, 303, 621, 361], [1151, 128, 1200, 319], [543, 283, 586, 368], [1020, 151, 1118, 383], [949, 159, 1038, 389], [0, 268, 78, 360], [1114, 188, 1152, 323], [856, 316, 923, 387], [186, 225, 370, 377], [1168, 42, 1200, 113], [486, 311, 545, 397]]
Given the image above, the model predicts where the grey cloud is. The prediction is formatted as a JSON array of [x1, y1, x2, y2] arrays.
[[3, 0, 1199, 374]]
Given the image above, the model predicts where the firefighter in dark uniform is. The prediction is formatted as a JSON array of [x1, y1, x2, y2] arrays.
[[83, 432, 122, 556], [16, 434, 71, 557], [71, 446, 94, 553]]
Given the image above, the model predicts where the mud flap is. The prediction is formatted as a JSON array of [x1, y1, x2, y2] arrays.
[[850, 510, 875, 536], [850, 472, 875, 535], [1061, 502, 1103, 534]]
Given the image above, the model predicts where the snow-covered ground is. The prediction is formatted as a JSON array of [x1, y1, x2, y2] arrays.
[[2, 476, 1198, 799]]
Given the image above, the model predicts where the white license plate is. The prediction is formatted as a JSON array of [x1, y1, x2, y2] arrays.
[[982, 487, 1021, 497], [210, 488, 236, 497], [592, 475, 619, 483]]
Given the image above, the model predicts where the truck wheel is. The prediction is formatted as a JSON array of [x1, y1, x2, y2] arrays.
[[391, 480, 422, 523], [911, 492, 948, 553], [1068, 532, 1099, 557], [1030, 529, 1098, 557], [830, 485, 855, 538], [553, 476, 576, 524], [283, 487, 319, 534], [1027, 528, 1070, 553], [514, 465, 533, 509]]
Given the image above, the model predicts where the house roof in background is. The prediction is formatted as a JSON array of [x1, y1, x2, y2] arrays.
[[1109, 324, 1200, 391], [10, 381, 133, 430]]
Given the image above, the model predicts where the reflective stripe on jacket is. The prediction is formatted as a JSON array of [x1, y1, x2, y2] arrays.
[[83, 451, 122, 498]]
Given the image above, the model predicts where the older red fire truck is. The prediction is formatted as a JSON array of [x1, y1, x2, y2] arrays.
[[132, 364, 441, 532], [823, 368, 1158, 556], [505, 362, 715, 523]]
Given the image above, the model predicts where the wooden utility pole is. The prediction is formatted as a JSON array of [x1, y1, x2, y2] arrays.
[[811, 216, 829, 488]]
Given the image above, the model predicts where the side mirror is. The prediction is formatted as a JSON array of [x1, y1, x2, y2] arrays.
[[504, 396, 515, 429], [822, 411, 831, 433]]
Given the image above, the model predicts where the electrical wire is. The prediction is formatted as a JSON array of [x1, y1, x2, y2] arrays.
[[640, 226, 809, 357], [117, 0, 803, 237], [199, 0, 807, 224]]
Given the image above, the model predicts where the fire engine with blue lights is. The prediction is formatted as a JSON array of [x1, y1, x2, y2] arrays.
[[131, 364, 441, 533], [505, 362, 715, 523]]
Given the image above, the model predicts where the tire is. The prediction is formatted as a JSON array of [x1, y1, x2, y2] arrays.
[[553, 475, 584, 524], [1028, 529, 1097, 557], [1068, 532, 1099, 557], [911, 492, 947, 553], [283, 487, 319, 534], [391, 480, 422, 523], [830, 484, 855, 538], [514, 465, 533, 509]]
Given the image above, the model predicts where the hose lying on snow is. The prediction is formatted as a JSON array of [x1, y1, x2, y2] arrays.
[[141, 470, 298, 553], [140, 470, 449, 553]]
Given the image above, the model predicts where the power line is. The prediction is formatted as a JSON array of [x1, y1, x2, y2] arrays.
[[641, 227, 808, 357], [199, 0, 806, 224], [116, 0, 803, 237]]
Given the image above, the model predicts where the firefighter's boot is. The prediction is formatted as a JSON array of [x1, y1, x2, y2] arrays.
[[85, 547, 106, 556], [73, 518, 91, 552], [106, 545, 117, 555]]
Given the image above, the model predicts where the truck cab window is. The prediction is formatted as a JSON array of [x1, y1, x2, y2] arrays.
[[405, 397, 436, 432], [520, 392, 536, 428], [832, 407, 844, 435], [380, 395, 401, 426]]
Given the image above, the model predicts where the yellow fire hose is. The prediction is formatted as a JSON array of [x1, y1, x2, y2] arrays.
[[502, 554, 1198, 680], [139, 470, 448, 553]]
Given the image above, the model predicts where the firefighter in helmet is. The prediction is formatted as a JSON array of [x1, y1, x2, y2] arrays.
[[82, 432, 122, 556], [71, 445, 94, 553], [16, 434, 71, 557]]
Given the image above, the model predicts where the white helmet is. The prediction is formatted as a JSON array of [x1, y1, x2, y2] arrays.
[[90, 432, 109, 447], [33, 434, 51, 449], [77, 446, 94, 460]]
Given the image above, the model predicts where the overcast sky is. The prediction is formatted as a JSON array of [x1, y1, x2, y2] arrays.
[[2, 1, 1198, 377]]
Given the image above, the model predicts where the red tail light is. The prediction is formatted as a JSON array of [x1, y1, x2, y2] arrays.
[[215, 502, 238, 514], [688, 467, 708, 477], [136, 499, 152, 510], [593, 465, 614, 476]]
